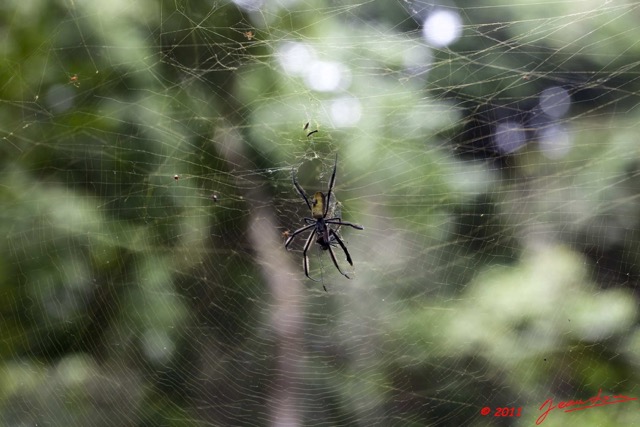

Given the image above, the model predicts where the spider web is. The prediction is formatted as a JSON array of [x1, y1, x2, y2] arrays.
[[1, 0, 640, 426]]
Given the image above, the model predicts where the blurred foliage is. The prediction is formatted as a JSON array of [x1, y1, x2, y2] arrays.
[[0, 0, 639, 426]]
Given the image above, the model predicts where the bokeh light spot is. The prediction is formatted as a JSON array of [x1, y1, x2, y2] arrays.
[[422, 9, 462, 48], [495, 121, 527, 154], [277, 42, 315, 76], [304, 61, 350, 93], [330, 97, 362, 127], [540, 86, 570, 118]]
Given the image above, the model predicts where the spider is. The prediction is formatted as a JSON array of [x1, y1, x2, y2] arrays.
[[285, 154, 363, 287], [69, 73, 80, 87]]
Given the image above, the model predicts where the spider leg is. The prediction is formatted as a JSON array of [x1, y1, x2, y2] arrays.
[[301, 229, 320, 283], [324, 153, 338, 217], [329, 228, 354, 266], [327, 237, 351, 279], [325, 218, 364, 230], [292, 168, 312, 210], [284, 223, 314, 249]]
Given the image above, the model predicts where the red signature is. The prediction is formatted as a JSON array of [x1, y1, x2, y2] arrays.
[[536, 389, 637, 424]]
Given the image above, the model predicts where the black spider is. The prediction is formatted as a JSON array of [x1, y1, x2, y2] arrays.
[[285, 154, 364, 287]]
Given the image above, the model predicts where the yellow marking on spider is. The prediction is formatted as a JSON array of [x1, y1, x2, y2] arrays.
[[311, 192, 326, 219]]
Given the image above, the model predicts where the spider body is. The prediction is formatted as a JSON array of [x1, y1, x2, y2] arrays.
[[285, 155, 363, 285], [69, 74, 80, 87]]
